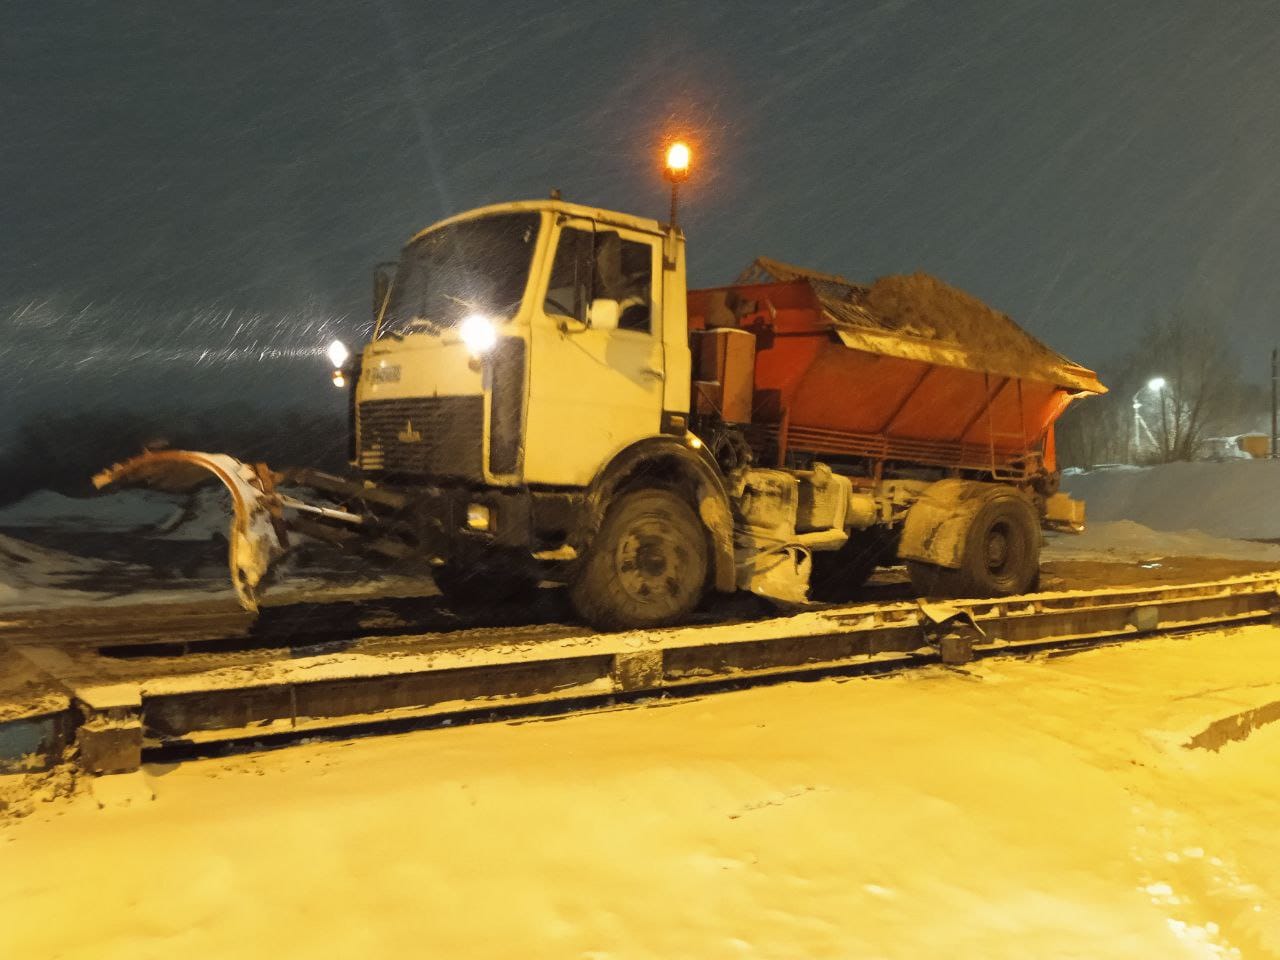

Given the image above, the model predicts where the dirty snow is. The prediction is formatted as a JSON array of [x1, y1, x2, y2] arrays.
[[0, 488, 185, 531], [1044, 521, 1280, 565], [151, 485, 235, 541], [0, 486, 233, 542], [4, 626, 1280, 957], [0, 532, 150, 608], [1063, 460, 1280, 541]]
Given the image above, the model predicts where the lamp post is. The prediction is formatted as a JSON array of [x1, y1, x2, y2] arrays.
[[1131, 377, 1166, 462], [663, 140, 691, 231]]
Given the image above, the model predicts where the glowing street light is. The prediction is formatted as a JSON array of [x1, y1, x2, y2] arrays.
[[664, 141, 691, 181], [663, 139, 692, 231], [1131, 376, 1169, 461]]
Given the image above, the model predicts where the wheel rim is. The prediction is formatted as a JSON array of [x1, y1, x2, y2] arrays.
[[985, 523, 1009, 570], [983, 519, 1022, 578], [614, 515, 692, 607]]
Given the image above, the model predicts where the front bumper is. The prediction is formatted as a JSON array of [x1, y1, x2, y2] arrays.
[[413, 485, 535, 562]]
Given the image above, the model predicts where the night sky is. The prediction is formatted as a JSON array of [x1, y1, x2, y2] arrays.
[[4, 1, 1279, 448]]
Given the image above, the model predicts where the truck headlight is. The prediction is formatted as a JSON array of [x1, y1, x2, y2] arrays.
[[327, 339, 350, 368], [460, 314, 497, 357]]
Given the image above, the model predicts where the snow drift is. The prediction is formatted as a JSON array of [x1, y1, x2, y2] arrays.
[[1063, 460, 1280, 541]]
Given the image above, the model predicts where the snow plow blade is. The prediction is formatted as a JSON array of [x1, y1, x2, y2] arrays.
[[93, 451, 290, 612]]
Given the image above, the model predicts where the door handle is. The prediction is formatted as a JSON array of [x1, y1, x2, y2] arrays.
[[640, 366, 665, 381]]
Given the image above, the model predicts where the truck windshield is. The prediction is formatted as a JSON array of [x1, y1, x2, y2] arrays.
[[379, 212, 540, 338]]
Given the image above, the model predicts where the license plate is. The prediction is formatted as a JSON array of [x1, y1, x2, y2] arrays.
[[369, 364, 401, 383]]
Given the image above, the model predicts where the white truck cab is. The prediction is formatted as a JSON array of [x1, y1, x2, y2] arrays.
[[358, 200, 692, 489], [350, 199, 728, 627]]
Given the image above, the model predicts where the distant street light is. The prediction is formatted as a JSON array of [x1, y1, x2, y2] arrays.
[[1130, 376, 1168, 462]]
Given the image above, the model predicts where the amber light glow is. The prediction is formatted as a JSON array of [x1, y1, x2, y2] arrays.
[[665, 141, 691, 180]]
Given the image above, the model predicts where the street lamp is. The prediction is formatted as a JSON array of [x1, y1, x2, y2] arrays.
[[663, 139, 691, 231], [1131, 377, 1167, 462]]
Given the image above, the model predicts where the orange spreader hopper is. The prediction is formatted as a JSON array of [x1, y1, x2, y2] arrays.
[[688, 258, 1105, 479]]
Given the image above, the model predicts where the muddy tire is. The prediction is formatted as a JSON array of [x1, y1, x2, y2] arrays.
[[907, 490, 1040, 598], [570, 488, 708, 631], [433, 560, 539, 609]]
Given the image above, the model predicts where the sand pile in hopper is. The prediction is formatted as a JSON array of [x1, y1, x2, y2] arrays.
[[746, 259, 1095, 388], [859, 272, 1072, 381]]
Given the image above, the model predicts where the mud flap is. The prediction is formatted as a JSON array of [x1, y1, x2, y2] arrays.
[[736, 543, 813, 606], [93, 451, 288, 612], [897, 479, 990, 569]]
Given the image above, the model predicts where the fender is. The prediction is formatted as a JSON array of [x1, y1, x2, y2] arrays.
[[581, 435, 737, 593], [898, 479, 1031, 570]]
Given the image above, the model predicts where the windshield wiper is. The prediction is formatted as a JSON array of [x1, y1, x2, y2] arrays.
[[384, 316, 441, 340], [404, 317, 441, 332]]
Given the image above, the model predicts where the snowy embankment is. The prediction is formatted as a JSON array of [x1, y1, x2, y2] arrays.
[[0, 485, 432, 610], [0, 488, 234, 608], [0, 533, 143, 608], [1063, 459, 1280, 541], [1048, 460, 1280, 564], [0, 486, 228, 540]]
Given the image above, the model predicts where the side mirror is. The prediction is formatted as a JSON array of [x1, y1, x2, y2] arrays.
[[588, 298, 620, 331]]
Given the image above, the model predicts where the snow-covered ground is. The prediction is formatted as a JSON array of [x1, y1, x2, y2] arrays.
[[0, 486, 432, 610], [0, 488, 188, 532], [0, 532, 152, 608], [1044, 521, 1280, 565], [1062, 460, 1280, 541], [4, 625, 1280, 957], [0, 485, 233, 541]]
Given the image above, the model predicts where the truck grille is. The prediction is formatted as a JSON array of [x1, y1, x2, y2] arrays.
[[358, 396, 484, 480]]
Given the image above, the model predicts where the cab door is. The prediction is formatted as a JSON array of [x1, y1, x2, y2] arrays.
[[524, 217, 665, 486]]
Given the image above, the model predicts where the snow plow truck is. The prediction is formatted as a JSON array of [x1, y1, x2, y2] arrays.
[[96, 148, 1106, 630]]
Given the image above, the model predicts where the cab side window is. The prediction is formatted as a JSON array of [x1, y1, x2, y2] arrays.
[[544, 227, 593, 322], [592, 230, 652, 332], [544, 225, 653, 333]]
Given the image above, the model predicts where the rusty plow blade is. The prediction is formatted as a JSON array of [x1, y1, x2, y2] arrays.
[[93, 451, 292, 612]]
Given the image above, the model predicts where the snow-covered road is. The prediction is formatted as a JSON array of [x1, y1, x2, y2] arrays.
[[4, 625, 1279, 958]]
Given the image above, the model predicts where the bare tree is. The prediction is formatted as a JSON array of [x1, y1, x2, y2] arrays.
[[1054, 311, 1249, 469], [1055, 391, 1127, 469], [1128, 313, 1240, 462]]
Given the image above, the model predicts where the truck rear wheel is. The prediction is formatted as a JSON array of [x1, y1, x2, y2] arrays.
[[907, 491, 1040, 598], [570, 488, 708, 631]]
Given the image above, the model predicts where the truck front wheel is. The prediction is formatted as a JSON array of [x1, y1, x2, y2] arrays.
[[907, 491, 1040, 598], [570, 488, 708, 631]]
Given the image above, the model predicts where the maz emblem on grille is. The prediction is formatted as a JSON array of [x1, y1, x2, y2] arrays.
[[397, 420, 422, 443]]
